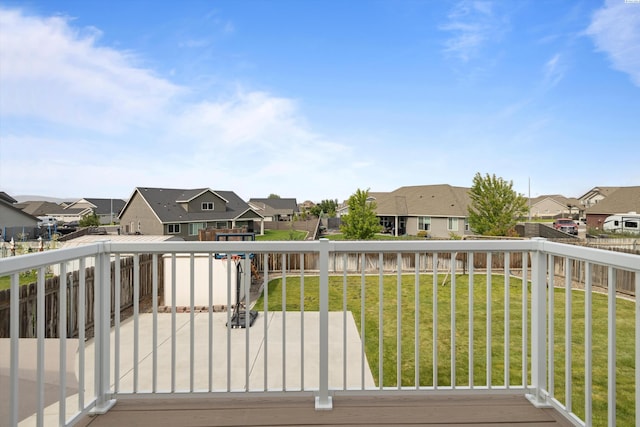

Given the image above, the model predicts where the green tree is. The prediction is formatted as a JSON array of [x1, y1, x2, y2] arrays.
[[340, 188, 381, 239], [467, 173, 527, 236], [310, 199, 338, 217], [268, 193, 280, 199], [79, 212, 100, 227]]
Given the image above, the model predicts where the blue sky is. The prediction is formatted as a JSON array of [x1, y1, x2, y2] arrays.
[[1, 0, 638, 202]]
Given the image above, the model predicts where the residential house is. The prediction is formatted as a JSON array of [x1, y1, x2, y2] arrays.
[[335, 202, 349, 218], [336, 196, 375, 219], [528, 194, 580, 219], [248, 198, 299, 222], [298, 200, 316, 214], [0, 192, 40, 241], [584, 186, 640, 230], [14, 198, 125, 225], [65, 198, 127, 224], [578, 186, 620, 211], [370, 184, 472, 238], [119, 187, 264, 240], [14, 200, 72, 219], [0, 192, 18, 205]]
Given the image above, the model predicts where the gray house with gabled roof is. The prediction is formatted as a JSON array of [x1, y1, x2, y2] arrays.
[[0, 192, 40, 241], [118, 187, 264, 240]]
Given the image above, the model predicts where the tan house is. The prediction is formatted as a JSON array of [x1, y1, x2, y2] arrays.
[[528, 195, 580, 219], [119, 187, 264, 240], [584, 186, 640, 230], [248, 198, 299, 222], [578, 186, 620, 210], [370, 184, 472, 238], [65, 198, 127, 224], [15, 200, 83, 224], [15, 198, 126, 225]]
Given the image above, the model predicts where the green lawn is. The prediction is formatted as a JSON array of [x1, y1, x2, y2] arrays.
[[254, 274, 635, 427], [256, 229, 308, 241], [0, 270, 40, 291]]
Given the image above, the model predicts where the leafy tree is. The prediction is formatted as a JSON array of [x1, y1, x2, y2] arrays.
[[467, 173, 528, 236], [340, 189, 381, 239], [79, 212, 101, 227], [268, 193, 281, 199], [310, 199, 338, 217]]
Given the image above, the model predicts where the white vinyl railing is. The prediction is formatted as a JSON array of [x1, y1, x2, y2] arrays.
[[1, 239, 638, 426]]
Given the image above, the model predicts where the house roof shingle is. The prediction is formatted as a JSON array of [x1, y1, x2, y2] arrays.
[[578, 186, 620, 201], [80, 198, 127, 216], [372, 184, 471, 217], [0, 192, 18, 204], [15, 201, 69, 216], [130, 187, 258, 223], [584, 186, 640, 215], [248, 198, 299, 217]]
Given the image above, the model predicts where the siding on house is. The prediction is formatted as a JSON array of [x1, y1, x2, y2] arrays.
[[0, 203, 39, 228], [120, 192, 164, 235], [178, 190, 228, 214]]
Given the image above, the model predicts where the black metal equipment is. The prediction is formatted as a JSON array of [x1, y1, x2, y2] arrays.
[[227, 258, 258, 328]]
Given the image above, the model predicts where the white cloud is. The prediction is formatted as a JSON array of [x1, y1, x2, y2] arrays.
[[585, 0, 640, 86], [543, 53, 565, 88], [0, 8, 183, 133], [0, 7, 361, 202], [440, 1, 507, 62]]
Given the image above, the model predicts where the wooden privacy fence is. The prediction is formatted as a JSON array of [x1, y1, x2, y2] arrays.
[[252, 250, 635, 297], [0, 254, 162, 339], [2, 249, 635, 339], [552, 256, 636, 298]]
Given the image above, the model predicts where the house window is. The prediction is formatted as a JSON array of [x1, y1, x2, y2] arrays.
[[448, 217, 459, 231], [418, 216, 431, 231], [189, 222, 206, 235], [202, 202, 214, 211], [167, 224, 180, 234], [465, 219, 470, 232]]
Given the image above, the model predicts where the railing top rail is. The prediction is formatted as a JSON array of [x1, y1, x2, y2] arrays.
[[540, 240, 640, 272], [2, 238, 637, 274], [0, 243, 102, 276], [106, 239, 539, 255]]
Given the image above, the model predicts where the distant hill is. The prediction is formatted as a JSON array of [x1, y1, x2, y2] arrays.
[[13, 195, 78, 204]]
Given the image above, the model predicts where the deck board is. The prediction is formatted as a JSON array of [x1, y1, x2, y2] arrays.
[[76, 395, 575, 426]]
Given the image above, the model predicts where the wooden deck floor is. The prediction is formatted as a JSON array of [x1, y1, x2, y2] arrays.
[[76, 394, 575, 426]]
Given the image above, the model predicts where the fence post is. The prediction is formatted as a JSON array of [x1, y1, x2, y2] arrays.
[[91, 241, 116, 414], [527, 238, 550, 407], [315, 238, 333, 410]]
